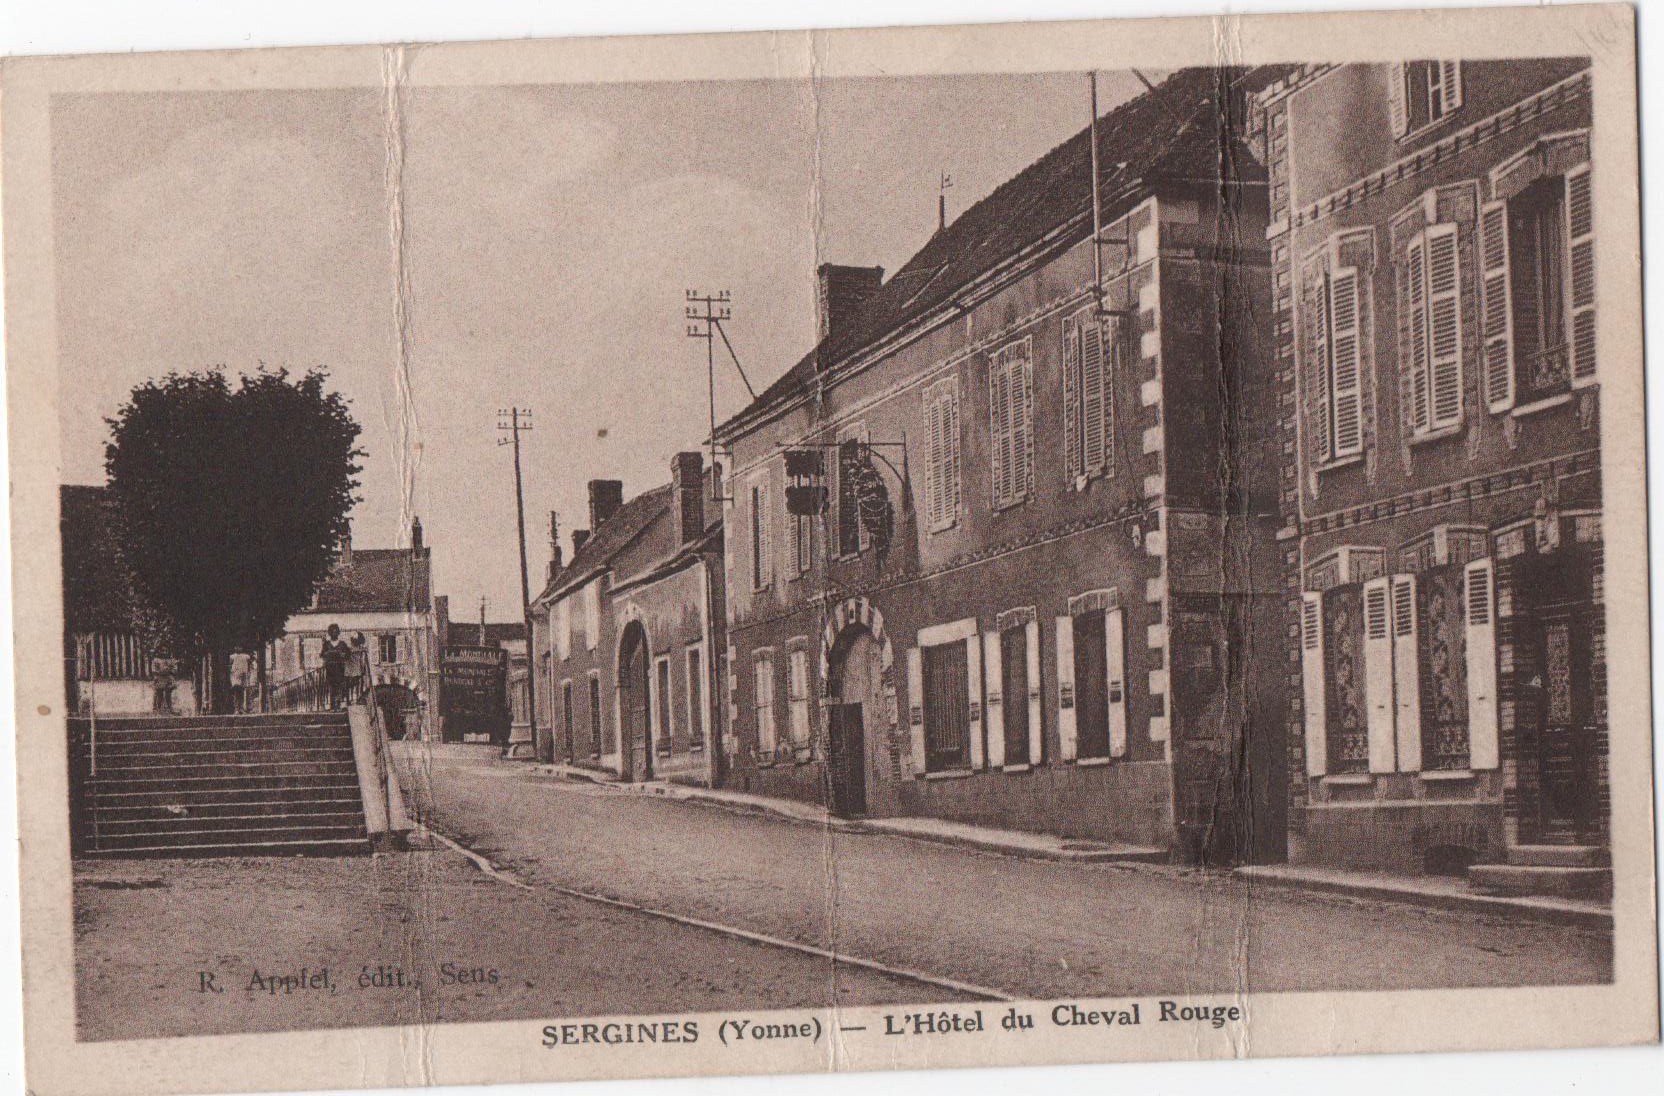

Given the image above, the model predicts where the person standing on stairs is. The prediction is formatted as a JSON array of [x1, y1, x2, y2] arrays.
[[321, 623, 353, 710]]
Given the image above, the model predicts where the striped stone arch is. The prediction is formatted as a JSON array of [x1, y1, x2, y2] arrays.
[[819, 596, 895, 693]]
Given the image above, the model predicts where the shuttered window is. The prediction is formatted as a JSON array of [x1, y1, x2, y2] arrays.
[[588, 674, 603, 756], [686, 647, 705, 750], [1492, 165, 1595, 407], [1061, 307, 1116, 481], [750, 476, 773, 590], [788, 649, 811, 747], [1567, 165, 1596, 383], [1000, 626, 1030, 766], [754, 656, 777, 756], [1306, 260, 1366, 464], [923, 380, 962, 531], [988, 337, 1034, 509], [1404, 223, 1463, 436], [1389, 61, 1462, 138], [561, 680, 575, 761], [654, 657, 673, 755], [921, 641, 971, 772]]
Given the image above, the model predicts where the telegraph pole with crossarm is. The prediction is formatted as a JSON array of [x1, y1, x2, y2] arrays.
[[498, 406, 536, 756]]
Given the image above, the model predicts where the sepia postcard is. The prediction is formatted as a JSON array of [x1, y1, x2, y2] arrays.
[[3, 3, 1657, 1094]]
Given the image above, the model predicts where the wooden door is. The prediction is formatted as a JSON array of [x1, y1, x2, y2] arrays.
[[827, 703, 867, 818]]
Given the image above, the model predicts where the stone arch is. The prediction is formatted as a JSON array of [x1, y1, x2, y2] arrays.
[[820, 597, 894, 688]]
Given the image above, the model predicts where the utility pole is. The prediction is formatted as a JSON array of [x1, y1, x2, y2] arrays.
[[498, 406, 535, 757], [686, 289, 755, 502]]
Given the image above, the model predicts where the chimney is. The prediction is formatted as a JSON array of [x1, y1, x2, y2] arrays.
[[411, 516, 425, 554], [546, 511, 564, 583], [588, 479, 624, 530], [433, 595, 450, 644], [572, 528, 591, 554], [672, 451, 704, 546], [339, 528, 353, 568], [816, 263, 884, 344]]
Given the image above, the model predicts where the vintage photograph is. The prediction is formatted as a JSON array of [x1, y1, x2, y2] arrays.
[[4, 5, 1656, 1093]]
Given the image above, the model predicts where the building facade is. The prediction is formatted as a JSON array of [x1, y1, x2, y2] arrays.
[[1259, 60, 1605, 879], [532, 455, 726, 786], [714, 68, 1286, 862], [269, 519, 439, 739]]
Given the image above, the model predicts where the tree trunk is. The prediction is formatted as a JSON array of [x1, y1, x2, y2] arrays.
[[207, 644, 235, 715]]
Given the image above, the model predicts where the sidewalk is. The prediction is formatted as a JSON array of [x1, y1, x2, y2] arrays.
[[522, 761, 1613, 929], [1235, 864, 1613, 930]]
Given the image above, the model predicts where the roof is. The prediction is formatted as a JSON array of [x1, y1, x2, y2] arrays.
[[311, 547, 431, 614], [446, 621, 528, 646], [717, 66, 1281, 438], [61, 485, 142, 634], [533, 469, 722, 606]]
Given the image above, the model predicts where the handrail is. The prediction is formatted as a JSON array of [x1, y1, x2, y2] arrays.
[[269, 650, 370, 712]]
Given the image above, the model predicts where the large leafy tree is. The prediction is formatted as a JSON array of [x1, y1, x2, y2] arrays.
[[104, 369, 363, 712]]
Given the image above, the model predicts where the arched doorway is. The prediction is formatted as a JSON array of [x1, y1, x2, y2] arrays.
[[820, 597, 897, 819], [617, 621, 653, 781], [373, 683, 420, 740]]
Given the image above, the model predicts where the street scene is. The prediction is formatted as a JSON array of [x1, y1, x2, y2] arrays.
[[49, 52, 1627, 1045]]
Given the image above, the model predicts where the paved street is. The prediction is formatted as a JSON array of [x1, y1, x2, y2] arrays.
[[395, 747, 1613, 1002]]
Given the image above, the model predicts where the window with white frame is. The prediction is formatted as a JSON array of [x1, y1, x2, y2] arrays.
[[922, 380, 962, 532], [753, 654, 777, 757], [1481, 153, 1595, 411], [685, 645, 705, 751], [654, 656, 673, 756], [988, 336, 1034, 509], [378, 634, 398, 664], [1061, 306, 1119, 482], [583, 583, 600, 651], [749, 475, 773, 590], [1402, 222, 1464, 436], [787, 648, 812, 749], [1388, 61, 1462, 139]]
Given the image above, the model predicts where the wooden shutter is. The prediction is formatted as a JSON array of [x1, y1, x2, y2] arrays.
[[1329, 267, 1364, 458], [925, 394, 945, 528], [1025, 618, 1043, 765], [1406, 236, 1431, 434], [1301, 592, 1327, 776], [1062, 314, 1082, 479], [1425, 224, 1463, 428], [786, 507, 801, 575], [1465, 559, 1499, 770], [1055, 616, 1077, 762], [756, 479, 773, 587], [1388, 63, 1409, 138], [1439, 61, 1463, 113], [982, 631, 1005, 769], [1391, 574, 1423, 772], [1101, 317, 1117, 475], [1306, 264, 1333, 463], [1480, 200, 1515, 412], [989, 351, 1013, 506], [965, 635, 985, 770], [1081, 318, 1107, 473], [1019, 344, 1035, 494], [1105, 607, 1128, 758], [1362, 578, 1396, 774], [944, 387, 962, 522], [1566, 165, 1596, 383], [906, 647, 926, 776]]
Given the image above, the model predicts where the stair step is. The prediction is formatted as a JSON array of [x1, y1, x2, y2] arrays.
[[82, 735, 353, 755], [91, 761, 359, 784], [92, 750, 355, 772], [75, 713, 349, 730], [93, 797, 363, 822], [86, 837, 372, 859], [92, 822, 368, 850], [93, 811, 367, 836], [91, 779, 361, 805], [1468, 863, 1613, 900], [1505, 844, 1610, 868], [79, 726, 348, 747]]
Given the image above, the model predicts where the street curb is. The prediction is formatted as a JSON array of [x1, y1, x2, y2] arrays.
[[1234, 866, 1614, 930]]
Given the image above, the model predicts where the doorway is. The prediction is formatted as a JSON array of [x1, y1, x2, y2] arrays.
[[619, 622, 653, 782], [826, 629, 881, 818]]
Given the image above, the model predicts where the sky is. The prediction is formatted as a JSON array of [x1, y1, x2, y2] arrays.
[[51, 71, 1144, 621]]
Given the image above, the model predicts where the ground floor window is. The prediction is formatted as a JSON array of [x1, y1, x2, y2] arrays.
[[921, 641, 971, 772], [754, 655, 777, 757], [788, 649, 812, 750], [1000, 625, 1030, 766], [561, 680, 575, 760], [588, 674, 602, 757], [685, 646, 705, 751], [1073, 610, 1110, 759], [654, 656, 673, 755]]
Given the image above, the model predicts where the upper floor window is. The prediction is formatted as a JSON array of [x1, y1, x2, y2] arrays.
[[988, 337, 1034, 509], [1481, 158, 1595, 412], [1061, 307, 1118, 483], [1403, 222, 1464, 436], [749, 474, 773, 590], [377, 634, 398, 664], [583, 583, 600, 651], [1302, 230, 1376, 466], [922, 380, 963, 532], [1389, 61, 1462, 139]]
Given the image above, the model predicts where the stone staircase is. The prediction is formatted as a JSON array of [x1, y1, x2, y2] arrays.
[[72, 712, 371, 858], [1468, 844, 1612, 900]]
